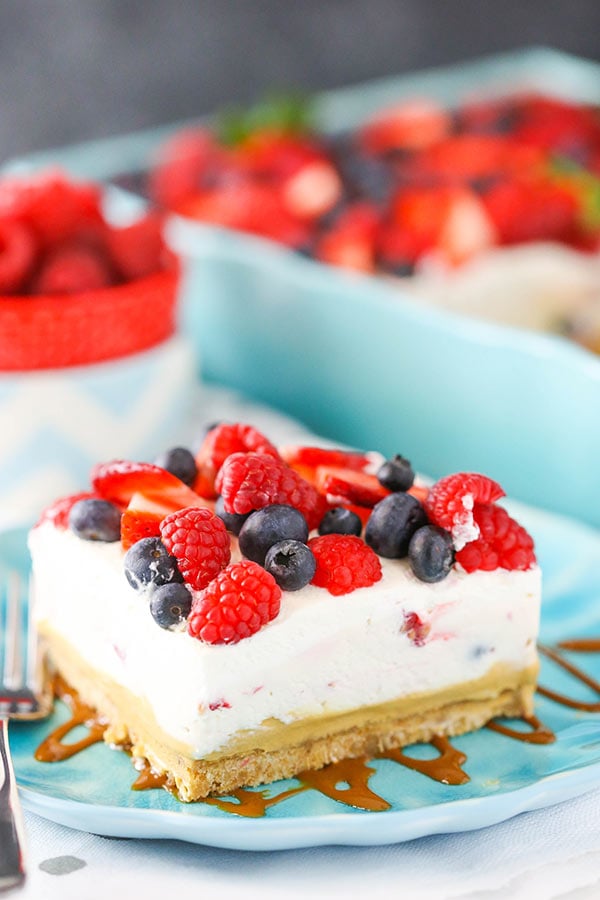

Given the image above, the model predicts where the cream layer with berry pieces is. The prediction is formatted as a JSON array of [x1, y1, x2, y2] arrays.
[[29, 424, 541, 801]]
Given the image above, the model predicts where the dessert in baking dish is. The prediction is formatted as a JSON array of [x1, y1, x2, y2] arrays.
[[0, 169, 195, 526], [29, 423, 540, 801], [149, 92, 600, 346]]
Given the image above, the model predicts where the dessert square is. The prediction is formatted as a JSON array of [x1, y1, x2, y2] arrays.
[[29, 424, 540, 801]]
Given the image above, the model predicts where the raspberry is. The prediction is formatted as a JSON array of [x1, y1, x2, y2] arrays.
[[188, 559, 281, 644], [33, 243, 112, 295], [455, 503, 536, 573], [160, 506, 231, 591], [216, 452, 326, 530], [107, 213, 165, 281], [0, 219, 36, 293], [308, 534, 382, 596], [194, 423, 280, 498], [424, 473, 505, 550]]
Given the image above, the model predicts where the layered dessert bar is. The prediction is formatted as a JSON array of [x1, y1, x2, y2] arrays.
[[29, 423, 540, 800]]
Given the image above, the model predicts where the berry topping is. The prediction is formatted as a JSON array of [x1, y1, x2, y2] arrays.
[[318, 507, 363, 537], [154, 447, 198, 487], [124, 537, 183, 591], [188, 560, 281, 644], [424, 473, 505, 550], [0, 219, 36, 294], [120, 508, 163, 552], [376, 455, 415, 492], [216, 452, 326, 530], [238, 504, 309, 565], [68, 498, 121, 542], [91, 460, 207, 510], [308, 534, 382, 596], [315, 466, 390, 507], [214, 495, 250, 535], [36, 491, 99, 529], [149, 582, 193, 630], [408, 525, 455, 583], [364, 493, 428, 558], [264, 539, 316, 591], [455, 503, 536, 573], [194, 423, 280, 499], [279, 445, 372, 473], [159, 506, 231, 592]]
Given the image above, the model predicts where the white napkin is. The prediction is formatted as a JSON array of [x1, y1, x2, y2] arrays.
[[17, 787, 600, 900]]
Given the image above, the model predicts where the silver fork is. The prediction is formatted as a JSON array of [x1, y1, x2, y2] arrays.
[[0, 571, 52, 893]]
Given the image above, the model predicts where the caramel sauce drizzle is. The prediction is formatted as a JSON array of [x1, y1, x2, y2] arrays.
[[486, 714, 556, 745], [379, 736, 469, 785], [34, 675, 106, 763], [537, 643, 600, 712], [32, 637, 600, 816]]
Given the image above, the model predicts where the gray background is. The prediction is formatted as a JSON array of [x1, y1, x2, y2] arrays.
[[1, 0, 599, 161]]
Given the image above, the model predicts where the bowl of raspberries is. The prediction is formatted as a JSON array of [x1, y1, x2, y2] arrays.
[[0, 169, 196, 528]]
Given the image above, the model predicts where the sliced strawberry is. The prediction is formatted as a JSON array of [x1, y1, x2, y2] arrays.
[[315, 466, 390, 507], [282, 160, 342, 221], [92, 460, 208, 509], [279, 445, 372, 473], [360, 100, 452, 155], [317, 202, 380, 272], [437, 189, 497, 265], [407, 484, 429, 504], [121, 508, 163, 550]]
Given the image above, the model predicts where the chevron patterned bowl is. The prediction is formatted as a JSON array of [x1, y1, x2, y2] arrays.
[[0, 335, 196, 530]]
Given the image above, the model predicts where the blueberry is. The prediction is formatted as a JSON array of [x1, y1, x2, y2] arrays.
[[149, 583, 192, 629], [377, 455, 415, 492], [318, 507, 362, 537], [124, 537, 183, 591], [408, 525, 455, 583], [238, 504, 309, 565], [68, 499, 121, 542], [264, 540, 316, 591], [215, 495, 250, 536], [154, 447, 197, 487], [365, 493, 427, 558]]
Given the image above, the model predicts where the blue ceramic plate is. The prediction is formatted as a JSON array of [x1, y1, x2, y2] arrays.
[[5, 500, 600, 850]]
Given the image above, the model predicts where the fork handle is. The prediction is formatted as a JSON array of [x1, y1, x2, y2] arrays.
[[0, 719, 26, 891]]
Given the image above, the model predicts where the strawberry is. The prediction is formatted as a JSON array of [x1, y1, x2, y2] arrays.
[[315, 466, 390, 507], [482, 177, 578, 245], [437, 189, 497, 265], [280, 445, 372, 471], [317, 202, 380, 273], [360, 100, 452, 154], [92, 460, 209, 510], [121, 508, 163, 551], [149, 128, 226, 209], [282, 160, 342, 221]]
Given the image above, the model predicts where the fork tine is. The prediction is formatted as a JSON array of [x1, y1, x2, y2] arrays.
[[2, 571, 23, 691]]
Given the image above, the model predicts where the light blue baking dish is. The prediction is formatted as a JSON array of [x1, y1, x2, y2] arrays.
[[6, 48, 600, 529]]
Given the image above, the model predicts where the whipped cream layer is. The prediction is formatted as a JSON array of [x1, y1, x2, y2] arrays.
[[29, 524, 541, 759]]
